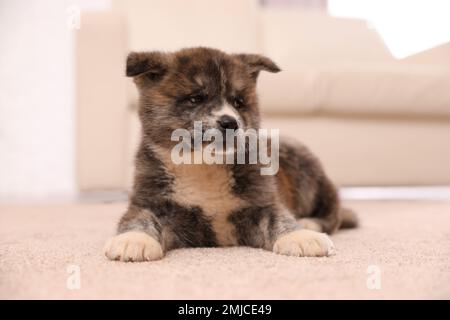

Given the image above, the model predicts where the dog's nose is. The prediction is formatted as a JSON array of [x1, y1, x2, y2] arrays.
[[217, 115, 238, 130]]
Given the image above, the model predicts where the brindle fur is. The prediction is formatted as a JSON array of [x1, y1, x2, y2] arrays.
[[107, 47, 357, 261]]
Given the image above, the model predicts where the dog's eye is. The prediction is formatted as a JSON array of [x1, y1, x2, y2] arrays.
[[145, 72, 161, 81], [187, 94, 206, 105], [232, 97, 245, 108]]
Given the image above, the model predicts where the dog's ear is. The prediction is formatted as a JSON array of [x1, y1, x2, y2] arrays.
[[126, 51, 169, 81], [234, 54, 281, 79]]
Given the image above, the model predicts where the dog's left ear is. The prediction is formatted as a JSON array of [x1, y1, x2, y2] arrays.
[[126, 51, 169, 80], [234, 54, 281, 79]]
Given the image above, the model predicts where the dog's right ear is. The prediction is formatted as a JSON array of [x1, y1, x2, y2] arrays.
[[126, 51, 169, 81]]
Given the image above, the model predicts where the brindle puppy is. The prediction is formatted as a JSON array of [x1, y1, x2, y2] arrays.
[[104, 47, 358, 262]]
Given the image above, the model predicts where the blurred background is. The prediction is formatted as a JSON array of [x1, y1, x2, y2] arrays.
[[1, 0, 450, 202]]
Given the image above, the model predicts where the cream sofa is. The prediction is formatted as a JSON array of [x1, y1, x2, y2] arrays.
[[76, 0, 450, 192]]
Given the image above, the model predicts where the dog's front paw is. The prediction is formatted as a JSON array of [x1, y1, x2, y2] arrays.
[[273, 229, 335, 257], [104, 231, 163, 262]]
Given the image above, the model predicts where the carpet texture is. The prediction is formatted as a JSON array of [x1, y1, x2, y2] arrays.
[[0, 200, 449, 299]]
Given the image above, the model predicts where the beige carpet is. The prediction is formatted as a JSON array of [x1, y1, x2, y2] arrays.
[[0, 200, 449, 299]]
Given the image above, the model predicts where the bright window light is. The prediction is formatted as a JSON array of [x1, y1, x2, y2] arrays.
[[328, 0, 450, 59]]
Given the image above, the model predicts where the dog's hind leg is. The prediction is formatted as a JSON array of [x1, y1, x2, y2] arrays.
[[297, 184, 359, 233], [296, 176, 341, 234], [277, 139, 357, 234]]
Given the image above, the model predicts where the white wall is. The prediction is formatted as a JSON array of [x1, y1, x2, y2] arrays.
[[0, 0, 109, 201], [328, 0, 450, 58]]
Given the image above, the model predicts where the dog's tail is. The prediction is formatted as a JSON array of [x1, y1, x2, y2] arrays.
[[339, 207, 359, 229]]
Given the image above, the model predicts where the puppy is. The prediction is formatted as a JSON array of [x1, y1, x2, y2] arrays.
[[104, 47, 358, 262]]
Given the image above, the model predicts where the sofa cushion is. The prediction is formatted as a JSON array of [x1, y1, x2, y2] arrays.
[[318, 64, 450, 117], [258, 64, 450, 117], [259, 10, 450, 117], [260, 9, 394, 67]]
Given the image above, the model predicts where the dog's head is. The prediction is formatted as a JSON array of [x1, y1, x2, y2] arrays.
[[126, 47, 280, 149]]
